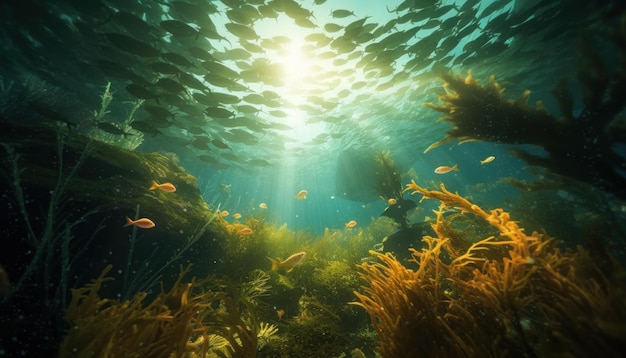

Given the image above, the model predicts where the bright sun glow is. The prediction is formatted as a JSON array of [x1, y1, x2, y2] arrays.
[[272, 37, 326, 145], [278, 41, 312, 87]]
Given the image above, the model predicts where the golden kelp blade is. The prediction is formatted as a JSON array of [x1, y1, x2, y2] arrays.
[[353, 182, 626, 357]]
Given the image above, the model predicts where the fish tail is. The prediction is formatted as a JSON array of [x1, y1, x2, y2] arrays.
[[267, 257, 280, 271], [452, 164, 460, 171], [149, 181, 159, 190], [124, 217, 134, 227]]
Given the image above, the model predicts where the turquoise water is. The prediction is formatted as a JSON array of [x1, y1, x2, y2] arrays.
[[1, 0, 625, 356]]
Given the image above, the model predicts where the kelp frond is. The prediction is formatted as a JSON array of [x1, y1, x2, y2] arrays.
[[355, 182, 626, 357], [60, 264, 213, 358]]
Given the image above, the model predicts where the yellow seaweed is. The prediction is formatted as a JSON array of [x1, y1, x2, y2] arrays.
[[354, 182, 626, 357]]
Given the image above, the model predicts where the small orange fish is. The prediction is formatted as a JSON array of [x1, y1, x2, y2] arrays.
[[124, 217, 155, 229], [276, 309, 285, 321], [238, 227, 253, 235], [149, 181, 176, 192], [268, 252, 306, 273], [345, 220, 357, 228], [296, 189, 308, 200], [480, 156, 495, 165], [387, 198, 397, 205], [259, 202, 268, 209], [434, 164, 459, 174], [220, 210, 229, 217], [233, 213, 242, 219]]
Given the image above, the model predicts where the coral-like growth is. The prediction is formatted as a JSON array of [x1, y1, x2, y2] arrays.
[[353, 181, 626, 357], [423, 14, 626, 199]]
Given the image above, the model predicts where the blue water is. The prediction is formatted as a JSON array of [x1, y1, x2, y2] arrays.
[[1, 0, 626, 356]]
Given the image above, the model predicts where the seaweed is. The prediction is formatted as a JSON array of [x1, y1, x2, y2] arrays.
[[424, 13, 626, 200], [353, 181, 626, 357]]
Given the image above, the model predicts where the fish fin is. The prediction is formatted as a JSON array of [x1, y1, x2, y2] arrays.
[[123, 217, 133, 227], [267, 257, 280, 271], [149, 181, 159, 190], [452, 164, 460, 171]]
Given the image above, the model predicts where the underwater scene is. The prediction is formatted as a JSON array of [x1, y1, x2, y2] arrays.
[[1, 0, 626, 356]]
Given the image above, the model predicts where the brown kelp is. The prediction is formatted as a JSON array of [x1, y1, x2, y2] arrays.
[[60, 264, 212, 357], [60, 263, 274, 358], [424, 13, 626, 199], [353, 181, 626, 357]]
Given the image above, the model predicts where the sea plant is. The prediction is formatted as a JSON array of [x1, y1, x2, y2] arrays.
[[423, 13, 626, 199], [1, 128, 99, 314], [353, 181, 626, 357]]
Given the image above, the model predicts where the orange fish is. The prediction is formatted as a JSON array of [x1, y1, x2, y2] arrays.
[[149, 181, 176, 192], [480, 156, 495, 165], [238, 227, 253, 235], [345, 220, 357, 228], [268, 252, 306, 273], [434, 164, 459, 174], [387, 198, 397, 205], [233, 213, 242, 219], [124, 217, 155, 229], [259, 202, 268, 209], [295, 189, 308, 200], [220, 210, 229, 217], [276, 309, 285, 321]]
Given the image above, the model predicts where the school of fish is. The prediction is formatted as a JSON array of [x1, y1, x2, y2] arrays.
[[0, 0, 598, 177]]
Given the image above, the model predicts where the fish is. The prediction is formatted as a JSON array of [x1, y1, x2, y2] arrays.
[[125, 83, 159, 102], [124, 217, 155, 229], [331, 9, 355, 18], [296, 189, 308, 200], [225, 22, 259, 40], [381, 198, 417, 229], [149, 181, 176, 192], [259, 202, 268, 209], [148, 61, 181, 75], [160, 19, 198, 37], [324, 23, 344, 33], [233, 213, 242, 219], [345, 220, 357, 228], [220, 210, 229, 217], [267, 252, 306, 273], [161, 52, 194, 67], [387, 198, 397, 205], [434, 164, 460, 174], [156, 78, 186, 93], [96, 122, 133, 137], [238, 227, 253, 235], [480, 156, 496, 165], [143, 105, 174, 121], [276, 309, 285, 320], [104, 33, 160, 57]]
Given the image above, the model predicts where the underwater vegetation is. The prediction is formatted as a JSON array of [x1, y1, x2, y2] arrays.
[[60, 264, 277, 358], [50, 176, 626, 357], [426, 15, 626, 198], [424, 13, 626, 200], [3, 108, 624, 357], [354, 181, 626, 357], [0, 116, 226, 355]]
